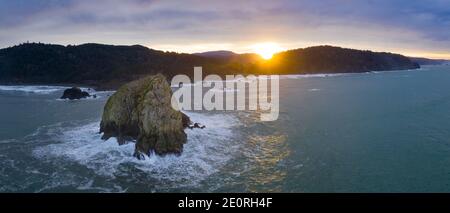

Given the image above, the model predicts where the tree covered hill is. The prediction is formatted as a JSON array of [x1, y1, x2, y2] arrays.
[[263, 46, 420, 74], [0, 43, 420, 89], [0, 43, 226, 88]]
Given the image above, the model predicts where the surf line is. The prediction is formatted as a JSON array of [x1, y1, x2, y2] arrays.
[[171, 67, 279, 121]]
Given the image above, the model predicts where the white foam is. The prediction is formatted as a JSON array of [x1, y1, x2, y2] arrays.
[[280, 69, 424, 79], [76, 180, 126, 192], [0, 85, 114, 99], [281, 73, 348, 79], [171, 77, 256, 88], [0, 85, 69, 94], [78, 87, 115, 96], [32, 112, 241, 190], [0, 139, 17, 144], [170, 74, 346, 85]]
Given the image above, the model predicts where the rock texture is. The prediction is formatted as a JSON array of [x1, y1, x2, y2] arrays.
[[99, 74, 190, 158], [60, 87, 90, 100]]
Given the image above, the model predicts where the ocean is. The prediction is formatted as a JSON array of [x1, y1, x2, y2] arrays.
[[1, 65, 450, 192]]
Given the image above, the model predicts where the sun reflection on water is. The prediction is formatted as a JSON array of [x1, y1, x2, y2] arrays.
[[244, 133, 290, 192]]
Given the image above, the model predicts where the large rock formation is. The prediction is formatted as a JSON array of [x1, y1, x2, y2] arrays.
[[60, 87, 90, 100], [99, 74, 190, 158]]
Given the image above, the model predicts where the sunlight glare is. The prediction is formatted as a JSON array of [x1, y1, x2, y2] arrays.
[[252, 42, 283, 60]]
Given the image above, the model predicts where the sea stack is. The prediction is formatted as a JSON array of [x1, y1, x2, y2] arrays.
[[99, 74, 190, 159], [60, 87, 90, 100]]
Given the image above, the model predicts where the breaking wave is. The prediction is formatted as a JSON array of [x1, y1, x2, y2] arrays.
[[0, 85, 69, 94], [0, 85, 114, 100], [32, 111, 241, 191], [281, 73, 349, 79]]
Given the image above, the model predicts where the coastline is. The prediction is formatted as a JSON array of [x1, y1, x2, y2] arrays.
[[0, 81, 104, 91], [0, 66, 429, 91]]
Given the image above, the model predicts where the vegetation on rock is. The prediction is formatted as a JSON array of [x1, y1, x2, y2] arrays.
[[99, 74, 189, 158]]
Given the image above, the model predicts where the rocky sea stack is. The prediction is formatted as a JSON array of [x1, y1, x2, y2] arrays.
[[60, 87, 90, 100], [99, 74, 190, 159]]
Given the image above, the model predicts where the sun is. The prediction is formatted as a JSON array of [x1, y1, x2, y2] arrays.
[[251, 42, 283, 60]]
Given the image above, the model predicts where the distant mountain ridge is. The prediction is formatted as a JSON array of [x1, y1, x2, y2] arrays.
[[194, 50, 262, 64], [193, 50, 237, 58], [0, 43, 420, 89], [409, 57, 449, 65]]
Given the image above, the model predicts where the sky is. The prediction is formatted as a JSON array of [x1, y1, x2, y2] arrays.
[[1, 0, 450, 59]]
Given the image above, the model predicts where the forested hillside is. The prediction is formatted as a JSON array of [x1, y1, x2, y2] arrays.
[[0, 43, 420, 89]]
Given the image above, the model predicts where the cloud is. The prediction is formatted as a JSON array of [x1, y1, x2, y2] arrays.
[[0, 0, 449, 58]]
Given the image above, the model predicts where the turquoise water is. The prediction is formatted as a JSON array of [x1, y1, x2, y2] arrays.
[[1, 65, 450, 192]]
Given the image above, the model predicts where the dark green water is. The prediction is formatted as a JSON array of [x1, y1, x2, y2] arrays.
[[1, 65, 450, 192]]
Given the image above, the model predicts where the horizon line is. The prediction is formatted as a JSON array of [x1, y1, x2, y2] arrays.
[[3, 41, 450, 61]]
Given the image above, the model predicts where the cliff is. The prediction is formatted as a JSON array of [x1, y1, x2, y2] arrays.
[[99, 74, 190, 158]]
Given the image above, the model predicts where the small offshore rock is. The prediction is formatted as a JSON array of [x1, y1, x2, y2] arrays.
[[188, 123, 206, 129], [60, 87, 90, 100]]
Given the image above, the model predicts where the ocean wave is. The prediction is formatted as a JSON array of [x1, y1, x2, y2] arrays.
[[280, 73, 349, 79], [0, 85, 69, 94], [170, 77, 258, 88], [0, 139, 17, 144], [280, 69, 426, 79], [76, 179, 126, 192], [0, 85, 114, 99], [32, 111, 241, 191], [78, 88, 115, 95], [169, 73, 350, 87]]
